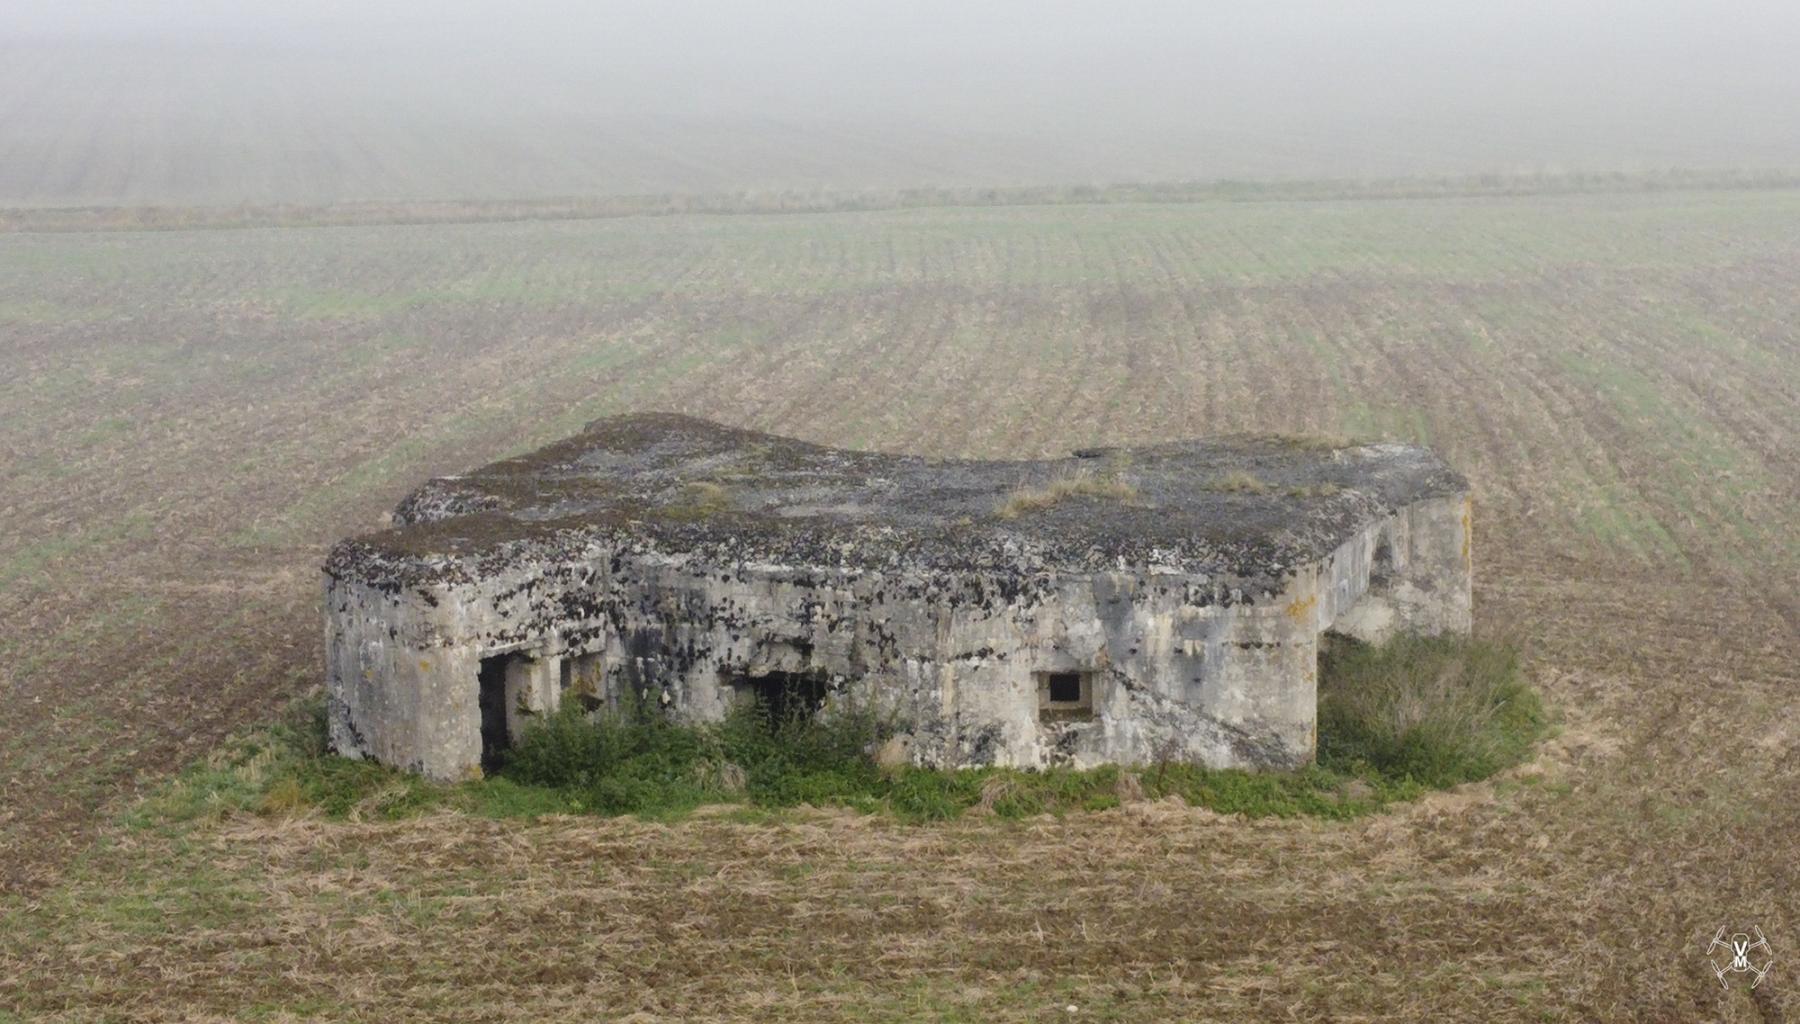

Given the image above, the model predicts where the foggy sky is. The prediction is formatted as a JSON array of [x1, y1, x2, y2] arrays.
[[5, 1, 1799, 202]]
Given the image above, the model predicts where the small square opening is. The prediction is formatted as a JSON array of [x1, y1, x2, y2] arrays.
[[1037, 670, 1095, 722]]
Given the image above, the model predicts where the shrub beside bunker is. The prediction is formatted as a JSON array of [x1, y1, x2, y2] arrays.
[[138, 634, 1545, 828], [1317, 633, 1543, 789]]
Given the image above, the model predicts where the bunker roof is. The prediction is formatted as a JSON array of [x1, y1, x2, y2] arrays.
[[327, 413, 1467, 593]]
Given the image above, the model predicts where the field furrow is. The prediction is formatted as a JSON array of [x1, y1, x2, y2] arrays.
[[1, 187, 1796, 1020]]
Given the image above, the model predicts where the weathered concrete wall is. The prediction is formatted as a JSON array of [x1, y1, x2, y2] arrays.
[[326, 492, 1471, 782], [326, 578, 485, 778], [1323, 493, 1473, 643]]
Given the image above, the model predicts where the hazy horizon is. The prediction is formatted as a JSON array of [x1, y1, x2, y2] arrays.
[[5, 1, 1800, 205]]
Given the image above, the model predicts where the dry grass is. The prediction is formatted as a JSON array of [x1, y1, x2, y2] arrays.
[[2, 186, 1798, 1021], [4, 741, 1790, 1023], [995, 470, 1140, 519], [1112, 770, 1146, 805], [1210, 469, 1272, 494], [673, 480, 734, 516], [972, 774, 1020, 815]]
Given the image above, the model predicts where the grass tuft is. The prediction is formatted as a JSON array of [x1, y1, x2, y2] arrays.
[[1210, 470, 1271, 494], [995, 469, 1139, 519], [661, 480, 734, 520], [679, 480, 731, 509]]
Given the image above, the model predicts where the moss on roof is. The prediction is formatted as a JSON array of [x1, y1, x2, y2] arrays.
[[326, 413, 1467, 592]]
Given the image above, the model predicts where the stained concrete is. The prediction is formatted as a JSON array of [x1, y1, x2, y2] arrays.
[[325, 413, 1472, 780]]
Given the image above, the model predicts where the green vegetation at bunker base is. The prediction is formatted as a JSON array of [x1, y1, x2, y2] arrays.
[[133, 634, 1545, 831]]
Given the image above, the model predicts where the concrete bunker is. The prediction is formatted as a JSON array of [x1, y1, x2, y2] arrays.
[[324, 413, 1472, 781]]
